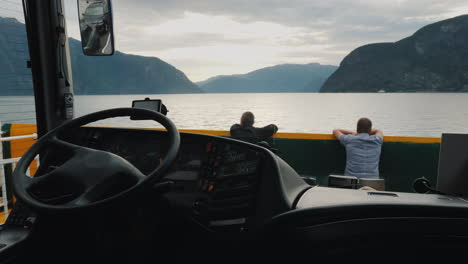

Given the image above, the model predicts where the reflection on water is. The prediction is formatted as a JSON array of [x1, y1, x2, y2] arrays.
[[1, 93, 468, 137]]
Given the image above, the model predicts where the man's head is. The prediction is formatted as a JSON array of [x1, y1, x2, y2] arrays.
[[241, 111, 255, 127], [357, 117, 372, 134]]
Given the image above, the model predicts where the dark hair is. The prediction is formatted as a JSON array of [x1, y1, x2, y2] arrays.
[[357, 117, 372, 134], [241, 112, 255, 127]]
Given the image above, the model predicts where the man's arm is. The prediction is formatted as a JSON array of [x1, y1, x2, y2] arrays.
[[370, 129, 384, 137], [230, 124, 241, 136], [333, 129, 356, 139], [255, 124, 278, 141]]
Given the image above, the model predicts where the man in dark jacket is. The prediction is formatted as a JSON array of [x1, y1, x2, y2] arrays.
[[230, 112, 278, 144]]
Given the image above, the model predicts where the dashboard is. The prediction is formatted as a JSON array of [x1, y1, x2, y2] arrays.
[[57, 127, 301, 233], [7, 126, 468, 249]]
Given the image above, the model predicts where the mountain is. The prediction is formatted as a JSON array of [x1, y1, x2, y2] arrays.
[[321, 15, 468, 93], [198, 63, 337, 93], [68, 39, 201, 94], [0, 17, 201, 95], [0, 17, 32, 95]]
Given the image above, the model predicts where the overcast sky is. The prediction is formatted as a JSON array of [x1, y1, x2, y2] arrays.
[[61, 1, 468, 81]]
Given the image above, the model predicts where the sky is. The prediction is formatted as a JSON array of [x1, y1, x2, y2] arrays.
[[3, 0, 468, 82]]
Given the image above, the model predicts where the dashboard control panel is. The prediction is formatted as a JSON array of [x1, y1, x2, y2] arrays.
[[193, 140, 262, 231], [60, 127, 265, 232]]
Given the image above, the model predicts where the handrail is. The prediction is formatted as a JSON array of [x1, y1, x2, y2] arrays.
[[0, 157, 21, 165], [0, 133, 37, 142], [0, 125, 38, 221]]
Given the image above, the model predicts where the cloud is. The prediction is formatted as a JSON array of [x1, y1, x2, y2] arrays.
[[63, 0, 468, 81]]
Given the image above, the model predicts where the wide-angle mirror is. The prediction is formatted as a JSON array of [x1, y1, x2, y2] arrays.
[[77, 0, 114, 56]]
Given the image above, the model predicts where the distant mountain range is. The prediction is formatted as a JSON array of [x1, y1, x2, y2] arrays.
[[321, 15, 468, 92], [197, 63, 337, 93], [68, 39, 201, 94], [0, 17, 201, 95], [5, 14, 468, 95]]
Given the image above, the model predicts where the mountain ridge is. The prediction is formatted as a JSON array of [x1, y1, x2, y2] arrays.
[[0, 17, 202, 95], [320, 15, 468, 93], [198, 63, 337, 93]]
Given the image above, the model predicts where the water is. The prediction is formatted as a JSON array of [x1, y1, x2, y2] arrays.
[[1, 93, 468, 137]]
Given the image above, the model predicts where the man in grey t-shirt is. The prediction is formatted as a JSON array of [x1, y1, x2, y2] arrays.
[[333, 118, 383, 179]]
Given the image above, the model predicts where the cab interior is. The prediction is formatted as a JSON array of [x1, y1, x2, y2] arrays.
[[1, 0, 468, 262]]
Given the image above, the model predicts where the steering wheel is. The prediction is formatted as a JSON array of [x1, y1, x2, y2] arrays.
[[12, 108, 180, 211]]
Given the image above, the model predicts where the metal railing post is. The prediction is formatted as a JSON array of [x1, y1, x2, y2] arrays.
[[0, 120, 8, 219], [0, 125, 38, 220]]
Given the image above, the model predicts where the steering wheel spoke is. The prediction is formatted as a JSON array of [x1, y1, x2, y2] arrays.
[[26, 170, 56, 189], [25, 161, 86, 203], [48, 136, 84, 152]]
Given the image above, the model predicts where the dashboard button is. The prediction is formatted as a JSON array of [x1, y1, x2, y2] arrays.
[[208, 184, 214, 192], [205, 143, 212, 153]]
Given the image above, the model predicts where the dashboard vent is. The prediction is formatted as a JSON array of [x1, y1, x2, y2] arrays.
[[368, 192, 398, 197]]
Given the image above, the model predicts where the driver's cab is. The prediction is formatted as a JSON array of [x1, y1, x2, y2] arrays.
[[1, 0, 468, 262]]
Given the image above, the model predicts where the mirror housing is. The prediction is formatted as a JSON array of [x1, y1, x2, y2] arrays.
[[77, 0, 115, 56]]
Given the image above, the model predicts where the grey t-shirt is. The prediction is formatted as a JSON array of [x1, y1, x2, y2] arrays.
[[339, 133, 383, 178]]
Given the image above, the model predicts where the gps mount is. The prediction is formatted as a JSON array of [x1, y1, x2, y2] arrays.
[[131, 98, 168, 120]]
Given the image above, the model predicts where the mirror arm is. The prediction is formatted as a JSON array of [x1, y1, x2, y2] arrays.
[[56, 1, 75, 120]]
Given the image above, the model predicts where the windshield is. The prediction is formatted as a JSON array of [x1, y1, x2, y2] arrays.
[[0, 0, 468, 210], [61, 0, 468, 137], [0, 0, 35, 125], [1, 0, 468, 135]]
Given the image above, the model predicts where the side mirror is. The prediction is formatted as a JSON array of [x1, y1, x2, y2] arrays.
[[77, 0, 115, 56]]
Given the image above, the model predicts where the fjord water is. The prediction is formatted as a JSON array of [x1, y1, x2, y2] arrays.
[[1, 93, 468, 137]]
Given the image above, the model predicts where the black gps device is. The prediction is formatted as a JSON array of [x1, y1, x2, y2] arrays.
[[131, 98, 165, 120]]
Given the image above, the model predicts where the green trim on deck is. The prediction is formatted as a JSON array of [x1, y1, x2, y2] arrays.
[[272, 137, 439, 192]]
